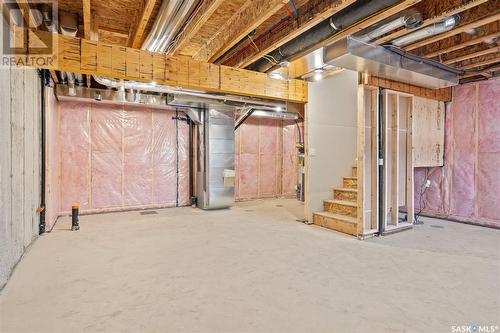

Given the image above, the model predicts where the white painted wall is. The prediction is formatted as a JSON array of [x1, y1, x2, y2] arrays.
[[0, 15, 42, 288], [305, 70, 358, 222]]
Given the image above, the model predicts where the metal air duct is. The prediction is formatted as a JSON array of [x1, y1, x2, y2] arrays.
[[357, 9, 422, 43], [142, 0, 200, 53], [250, 0, 402, 73], [391, 15, 460, 47]]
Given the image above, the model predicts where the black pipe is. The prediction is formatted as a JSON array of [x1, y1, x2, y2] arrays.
[[234, 108, 255, 130], [71, 205, 80, 231], [250, 0, 401, 73], [39, 70, 48, 235], [377, 88, 385, 236]]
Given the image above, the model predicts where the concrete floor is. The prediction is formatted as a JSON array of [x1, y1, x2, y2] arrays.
[[1, 199, 499, 333]]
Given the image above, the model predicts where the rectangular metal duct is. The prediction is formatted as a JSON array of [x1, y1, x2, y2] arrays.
[[323, 36, 459, 88], [197, 106, 236, 210], [250, 110, 299, 120]]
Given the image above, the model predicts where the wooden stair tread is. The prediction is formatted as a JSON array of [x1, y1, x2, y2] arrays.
[[324, 199, 358, 207], [334, 187, 358, 192], [313, 212, 357, 224]]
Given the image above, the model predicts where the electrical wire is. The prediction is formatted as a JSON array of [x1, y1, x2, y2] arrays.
[[289, 0, 299, 17], [414, 168, 429, 224]]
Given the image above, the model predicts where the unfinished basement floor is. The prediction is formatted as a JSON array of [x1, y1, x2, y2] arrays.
[[1, 199, 499, 333]]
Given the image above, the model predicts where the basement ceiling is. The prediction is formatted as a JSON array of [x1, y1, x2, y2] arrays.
[[30, 0, 500, 82]]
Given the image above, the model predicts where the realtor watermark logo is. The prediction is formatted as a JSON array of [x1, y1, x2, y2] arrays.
[[451, 324, 499, 332], [1, 0, 58, 67]]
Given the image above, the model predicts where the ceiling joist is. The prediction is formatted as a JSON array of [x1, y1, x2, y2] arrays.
[[460, 56, 500, 70], [426, 30, 500, 58], [82, 0, 91, 40], [230, 0, 358, 68], [14, 0, 38, 28], [129, 0, 157, 49], [193, 0, 290, 62], [374, 0, 488, 45], [169, 0, 226, 55], [445, 46, 500, 64], [405, 12, 500, 51]]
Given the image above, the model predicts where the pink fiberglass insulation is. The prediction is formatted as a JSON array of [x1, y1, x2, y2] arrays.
[[235, 118, 298, 200], [58, 100, 189, 214], [59, 100, 90, 211], [415, 78, 500, 227]]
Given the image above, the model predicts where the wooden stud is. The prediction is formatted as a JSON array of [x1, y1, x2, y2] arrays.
[[356, 85, 366, 236], [370, 88, 379, 231], [406, 97, 414, 224], [82, 0, 91, 40], [390, 93, 399, 227]]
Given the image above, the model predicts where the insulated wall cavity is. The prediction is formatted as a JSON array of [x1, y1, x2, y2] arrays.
[[235, 118, 298, 200], [415, 78, 500, 228], [58, 100, 190, 214]]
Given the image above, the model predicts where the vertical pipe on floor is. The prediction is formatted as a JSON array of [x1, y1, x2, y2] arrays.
[[378, 88, 385, 235], [39, 69, 47, 235], [175, 109, 179, 207]]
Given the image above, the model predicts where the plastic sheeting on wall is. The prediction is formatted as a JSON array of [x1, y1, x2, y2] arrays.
[[235, 118, 298, 200], [415, 78, 500, 228], [59, 100, 190, 214]]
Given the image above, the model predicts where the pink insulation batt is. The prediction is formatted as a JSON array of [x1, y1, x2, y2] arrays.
[[414, 78, 500, 227], [235, 118, 298, 200], [59, 100, 190, 214]]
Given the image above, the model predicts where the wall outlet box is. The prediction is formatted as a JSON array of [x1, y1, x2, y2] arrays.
[[425, 180, 431, 188]]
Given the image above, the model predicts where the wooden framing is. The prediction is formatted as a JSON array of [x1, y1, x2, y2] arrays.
[[367, 76, 452, 102], [82, 0, 91, 40], [233, 0, 356, 68], [356, 85, 365, 236], [374, 0, 488, 45], [129, 0, 157, 49], [193, 0, 290, 62], [18, 29, 307, 103], [382, 90, 414, 232], [425, 31, 500, 58], [444, 46, 500, 65], [405, 13, 500, 51]]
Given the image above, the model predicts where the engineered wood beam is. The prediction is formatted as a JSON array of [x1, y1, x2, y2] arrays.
[[82, 0, 91, 40], [18, 29, 308, 103], [129, 0, 157, 49], [234, 0, 357, 68], [425, 31, 500, 58], [374, 0, 488, 45], [169, 0, 226, 54], [193, 0, 290, 62], [405, 13, 500, 51]]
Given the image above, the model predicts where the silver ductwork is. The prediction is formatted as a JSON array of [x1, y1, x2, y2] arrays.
[[323, 36, 459, 88], [142, 0, 200, 53], [391, 15, 460, 47], [357, 9, 423, 43], [196, 106, 236, 210], [58, 11, 84, 86], [94, 76, 288, 110]]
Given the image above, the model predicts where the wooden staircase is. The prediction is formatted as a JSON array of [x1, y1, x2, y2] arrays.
[[313, 166, 359, 236]]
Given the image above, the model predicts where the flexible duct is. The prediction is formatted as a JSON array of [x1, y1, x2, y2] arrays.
[[391, 15, 460, 47], [142, 0, 199, 53], [250, 0, 401, 73], [357, 9, 422, 43]]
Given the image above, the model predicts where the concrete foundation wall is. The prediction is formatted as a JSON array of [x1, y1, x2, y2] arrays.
[[305, 70, 358, 221], [0, 65, 42, 289]]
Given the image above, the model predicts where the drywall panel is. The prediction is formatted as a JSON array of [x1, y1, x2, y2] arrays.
[[0, 66, 41, 289], [306, 70, 358, 222], [414, 78, 500, 228]]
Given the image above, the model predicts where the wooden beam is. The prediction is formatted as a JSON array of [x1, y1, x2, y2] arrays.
[[15, 0, 37, 28], [193, 0, 290, 62], [82, 0, 91, 40], [234, 0, 358, 68], [129, 0, 157, 49], [169, 0, 226, 55], [405, 13, 500, 51], [240, 0, 421, 69], [367, 76, 452, 102], [460, 56, 500, 70], [425, 31, 500, 58], [19, 29, 308, 103], [444, 46, 500, 64], [375, 0, 488, 45]]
